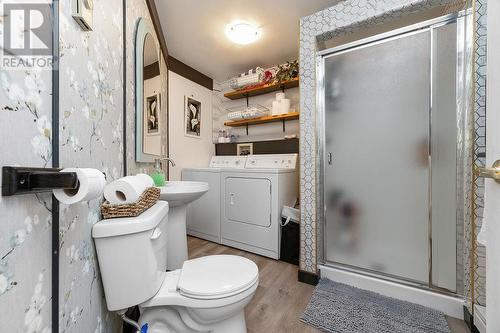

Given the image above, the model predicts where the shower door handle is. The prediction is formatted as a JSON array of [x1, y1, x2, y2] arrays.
[[327, 153, 332, 165], [475, 159, 500, 184]]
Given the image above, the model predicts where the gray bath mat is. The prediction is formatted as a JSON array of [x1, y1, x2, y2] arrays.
[[301, 278, 450, 333]]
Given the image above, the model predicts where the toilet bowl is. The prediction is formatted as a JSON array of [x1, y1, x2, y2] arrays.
[[140, 255, 259, 332], [92, 202, 258, 333]]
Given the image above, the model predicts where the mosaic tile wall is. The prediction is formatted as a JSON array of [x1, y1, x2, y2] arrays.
[[471, 0, 487, 307], [298, 0, 485, 288], [453, 0, 487, 309]]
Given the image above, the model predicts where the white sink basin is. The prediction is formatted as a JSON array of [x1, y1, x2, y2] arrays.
[[157, 181, 209, 270], [158, 181, 208, 207]]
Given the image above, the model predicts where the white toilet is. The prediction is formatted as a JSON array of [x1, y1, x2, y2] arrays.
[[92, 201, 259, 333]]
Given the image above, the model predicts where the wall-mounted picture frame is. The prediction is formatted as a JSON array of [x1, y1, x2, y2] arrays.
[[237, 143, 253, 156], [146, 93, 160, 136], [185, 96, 201, 138]]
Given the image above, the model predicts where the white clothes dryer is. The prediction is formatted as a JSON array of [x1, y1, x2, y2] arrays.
[[220, 154, 298, 259]]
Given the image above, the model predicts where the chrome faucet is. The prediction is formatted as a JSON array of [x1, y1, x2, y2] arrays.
[[154, 157, 176, 169]]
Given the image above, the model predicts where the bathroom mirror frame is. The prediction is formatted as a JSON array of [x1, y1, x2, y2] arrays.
[[135, 18, 162, 163]]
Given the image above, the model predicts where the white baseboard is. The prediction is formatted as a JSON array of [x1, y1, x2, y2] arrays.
[[474, 305, 487, 333], [319, 264, 464, 319]]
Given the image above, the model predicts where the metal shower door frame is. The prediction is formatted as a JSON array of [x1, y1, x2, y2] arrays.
[[316, 11, 471, 294]]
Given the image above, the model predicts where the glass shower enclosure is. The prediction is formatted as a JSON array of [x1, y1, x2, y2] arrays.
[[318, 13, 472, 293]]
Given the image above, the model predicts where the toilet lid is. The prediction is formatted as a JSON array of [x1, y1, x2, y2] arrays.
[[178, 255, 258, 299]]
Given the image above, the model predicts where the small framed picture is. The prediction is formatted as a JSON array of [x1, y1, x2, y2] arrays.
[[237, 143, 253, 156], [185, 96, 201, 138], [146, 93, 160, 136]]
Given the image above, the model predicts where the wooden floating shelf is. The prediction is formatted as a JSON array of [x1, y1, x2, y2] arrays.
[[224, 112, 299, 129], [223, 77, 299, 100]]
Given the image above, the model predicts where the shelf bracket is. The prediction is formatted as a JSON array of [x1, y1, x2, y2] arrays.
[[282, 119, 286, 132], [245, 94, 249, 107], [246, 123, 249, 135]]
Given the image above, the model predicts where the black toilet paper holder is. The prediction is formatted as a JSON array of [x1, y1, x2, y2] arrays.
[[1, 166, 79, 196]]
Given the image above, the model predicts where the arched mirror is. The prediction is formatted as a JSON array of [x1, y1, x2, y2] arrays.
[[135, 19, 162, 162]]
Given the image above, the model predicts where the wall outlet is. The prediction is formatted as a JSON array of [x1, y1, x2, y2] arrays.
[[72, 0, 93, 31]]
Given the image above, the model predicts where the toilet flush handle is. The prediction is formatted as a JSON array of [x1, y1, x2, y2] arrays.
[[150, 227, 162, 240]]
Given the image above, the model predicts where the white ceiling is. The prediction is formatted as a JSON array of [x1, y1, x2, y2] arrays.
[[155, 0, 340, 82]]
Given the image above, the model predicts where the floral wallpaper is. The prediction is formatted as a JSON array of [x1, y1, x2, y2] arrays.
[[57, 0, 124, 331], [0, 19, 54, 333], [1, 0, 167, 331]]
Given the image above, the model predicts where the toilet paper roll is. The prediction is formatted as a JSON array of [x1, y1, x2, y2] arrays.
[[279, 99, 291, 114], [53, 168, 106, 205], [104, 176, 150, 205], [276, 92, 286, 100], [136, 173, 155, 187], [272, 100, 281, 116]]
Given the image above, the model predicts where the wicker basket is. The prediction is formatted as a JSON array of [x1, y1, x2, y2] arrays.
[[101, 187, 161, 219]]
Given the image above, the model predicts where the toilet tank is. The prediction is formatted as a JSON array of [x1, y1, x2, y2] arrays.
[[92, 201, 169, 311]]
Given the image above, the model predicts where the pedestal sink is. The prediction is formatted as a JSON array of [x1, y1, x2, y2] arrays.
[[158, 181, 208, 270]]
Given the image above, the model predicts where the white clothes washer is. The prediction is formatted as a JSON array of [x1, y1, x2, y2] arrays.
[[182, 156, 247, 243]]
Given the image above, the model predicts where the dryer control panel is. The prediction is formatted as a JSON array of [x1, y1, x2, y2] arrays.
[[245, 154, 298, 169], [209, 156, 247, 168]]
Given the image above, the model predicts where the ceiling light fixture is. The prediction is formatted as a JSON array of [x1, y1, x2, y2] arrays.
[[225, 21, 261, 45]]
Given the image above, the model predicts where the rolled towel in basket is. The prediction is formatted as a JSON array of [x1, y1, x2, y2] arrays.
[[104, 175, 151, 205]]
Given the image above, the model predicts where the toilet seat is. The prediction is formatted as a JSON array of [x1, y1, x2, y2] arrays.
[[140, 255, 259, 309], [178, 255, 258, 299]]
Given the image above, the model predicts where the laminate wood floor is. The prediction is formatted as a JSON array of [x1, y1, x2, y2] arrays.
[[187, 236, 470, 333]]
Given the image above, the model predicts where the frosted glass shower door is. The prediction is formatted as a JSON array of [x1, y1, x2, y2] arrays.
[[323, 30, 431, 283]]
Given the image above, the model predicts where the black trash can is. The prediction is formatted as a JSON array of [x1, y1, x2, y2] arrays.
[[280, 206, 300, 265]]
